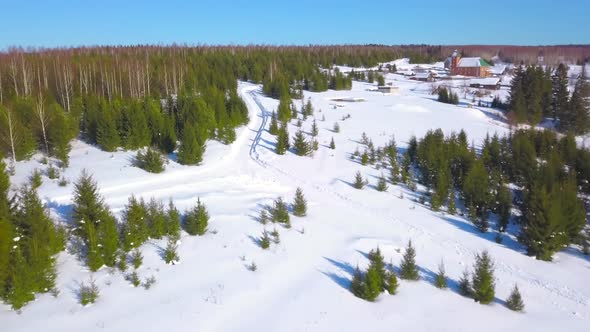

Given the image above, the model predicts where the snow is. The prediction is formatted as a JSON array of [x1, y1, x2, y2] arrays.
[[458, 57, 485, 67], [2, 76, 589, 332]]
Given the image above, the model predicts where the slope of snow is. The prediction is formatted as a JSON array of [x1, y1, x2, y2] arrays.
[[2, 81, 589, 332]]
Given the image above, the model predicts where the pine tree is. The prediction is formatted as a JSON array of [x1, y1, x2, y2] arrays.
[[165, 199, 181, 239], [184, 198, 209, 236], [293, 130, 310, 156], [561, 67, 590, 134], [0, 158, 12, 299], [130, 249, 143, 269], [552, 63, 570, 120], [177, 124, 205, 165], [333, 122, 340, 133], [275, 123, 290, 155], [146, 198, 167, 239], [271, 197, 290, 225], [97, 211, 119, 267], [350, 266, 366, 299], [368, 247, 387, 282], [353, 171, 365, 189], [459, 268, 472, 297], [260, 230, 271, 249], [472, 250, 495, 304], [122, 196, 148, 250], [386, 272, 399, 295], [292, 188, 307, 217], [311, 119, 318, 137], [136, 147, 165, 173], [163, 238, 179, 264], [496, 185, 511, 232], [447, 189, 457, 215], [329, 137, 335, 149], [96, 108, 120, 152], [376, 173, 388, 192], [269, 111, 279, 135], [6, 244, 35, 309], [506, 284, 525, 312], [434, 260, 448, 289], [400, 240, 419, 280]]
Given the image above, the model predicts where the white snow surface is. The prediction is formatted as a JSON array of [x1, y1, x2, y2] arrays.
[[2, 79, 589, 332]]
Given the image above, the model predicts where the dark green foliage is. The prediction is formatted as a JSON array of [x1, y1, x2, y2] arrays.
[[293, 130, 310, 156], [361, 151, 369, 165], [496, 185, 512, 232], [560, 67, 589, 134], [459, 268, 472, 297], [506, 284, 525, 312], [311, 119, 319, 137], [79, 278, 99, 306], [128, 271, 141, 287], [177, 124, 205, 165], [136, 147, 165, 173], [333, 122, 340, 133], [275, 122, 290, 155], [130, 249, 143, 269], [434, 260, 447, 289], [271, 197, 290, 225], [269, 111, 279, 135], [438, 87, 459, 105], [353, 171, 365, 189], [400, 240, 419, 280], [329, 137, 335, 149], [350, 247, 390, 301], [277, 97, 292, 123], [165, 199, 181, 239], [30, 169, 42, 189], [472, 250, 495, 304], [146, 198, 167, 239], [376, 173, 388, 192], [292, 188, 307, 217], [117, 251, 128, 272], [270, 228, 280, 244], [184, 198, 209, 236], [164, 238, 179, 264], [47, 164, 59, 180], [260, 230, 271, 249], [122, 196, 148, 251], [508, 65, 552, 124], [386, 272, 399, 295], [462, 159, 491, 231], [350, 266, 366, 299]]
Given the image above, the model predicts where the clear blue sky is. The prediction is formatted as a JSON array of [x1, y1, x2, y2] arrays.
[[0, 0, 588, 49]]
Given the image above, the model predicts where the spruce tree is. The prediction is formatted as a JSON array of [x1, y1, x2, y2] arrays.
[[97, 211, 119, 267], [269, 111, 279, 135], [260, 230, 271, 249], [184, 198, 209, 236], [275, 123, 290, 155], [353, 171, 365, 189], [496, 185, 511, 232], [400, 240, 419, 280], [6, 245, 35, 309], [271, 197, 290, 225], [506, 284, 525, 312], [552, 63, 570, 120], [447, 189, 457, 215], [0, 158, 12, 299], [376, 173, 388, 192], [178, 124, 205, 165], [293, 130, 310, 156], [364, 264, 383, 302], [292, 188, 307, 217], [561, 68, 590, 134], [386, 272, 399, 295], [311, 119, 319, 137], [122, 196, 148, 250], [163, 238, 179, 264], [136, 147, 165, 173], [435, 260, 448, 289], [329, 137, 336, 149], [350, 266, 366, 299], [166, 199, 181, 239], [146, 198, 167, 239], [368, 247, 387, 282], [459, 268, 472, 297], [472, 250, 495, 304]]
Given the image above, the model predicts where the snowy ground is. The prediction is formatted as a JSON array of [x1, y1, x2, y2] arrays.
[[2, 77, 589, 331]]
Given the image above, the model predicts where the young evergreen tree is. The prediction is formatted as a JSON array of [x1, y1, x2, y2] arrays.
[[496, 185, 512, 232], [177, 124, 205, 165], [387, 272, 399, 295], [163, 238, 179, 264], [122, 195, 148, 251], [329, 137, 336, 149], [353, 171, 365, 189], [333, 122, 340, 133], [292, 188, 307, 217], [130, 249, 143, 269], [400, 240, 419, 280], [376, 173, 388, 192], [275, 123, 290, 155], [311, 119, 319, 137], [552, 63, 570, 120], [269, 111, 279, 135], [447, 189, 457, 215], [271, 197, 290, 225], [561, 68, 590, 134], [472, 250, 495, 304], [184, 198, 209, 236], [350, 266, 366, 299], [434, 260, 448, 289], [506, 284, 525, 312], [293, 130, 310, 156], [259, 230, 271, 249], [364, 263, 383, 302], [0, 158, 12, 300], [166, 199, 181, 240], [146, 198, 166, 239], [136, 147, 165, 173], [458, 268, 472, 297]]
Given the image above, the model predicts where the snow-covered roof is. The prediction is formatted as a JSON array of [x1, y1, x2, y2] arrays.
[[470, 77, 500, 86], [458, 57, 491, 68]]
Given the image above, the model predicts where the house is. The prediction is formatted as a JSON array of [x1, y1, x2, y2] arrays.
[[469, 77, 501, 90], [377, 85, 399, 94], [447, 50, 491, 77]]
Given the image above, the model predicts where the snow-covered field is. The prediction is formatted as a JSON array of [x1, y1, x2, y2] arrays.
[[2, 77, 589, 331]]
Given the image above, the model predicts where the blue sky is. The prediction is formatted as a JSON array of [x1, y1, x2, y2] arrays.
[[0, 0, 588, 49]]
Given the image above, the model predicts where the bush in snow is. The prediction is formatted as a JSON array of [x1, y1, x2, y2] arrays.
[[79, 278, 99, 306], [136, 147, 165, 173], [130, 249, 143, 269], [435, 260, 448, 289]]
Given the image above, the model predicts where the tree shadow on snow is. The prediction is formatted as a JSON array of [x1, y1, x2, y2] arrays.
[[319, 257, 357, 291]]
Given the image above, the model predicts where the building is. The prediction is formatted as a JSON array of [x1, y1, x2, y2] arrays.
[[469, 77, 501, 90], [411, 72, 435, 82], [448, 50, 491, 77], [377, 85, 399, 94]]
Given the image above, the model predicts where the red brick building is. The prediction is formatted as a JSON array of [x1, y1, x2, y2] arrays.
[[448, 50, 491, 77]]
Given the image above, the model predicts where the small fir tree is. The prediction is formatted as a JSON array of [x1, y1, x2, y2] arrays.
[[311, 119, 319, 137], [292, 188, 307, 217], [268, 111, 279, 135], [164, 238, 179, 264], [333, 122, 340, 133], [434, 260, 448, 289], [472, 250, 495, 304], [184, 198, 209, 236], [271, 197, 290, 225], [400, 240, 419, 280], [350, 266, 366, 299], [387, 272, 399, 295], [459, 268, 472, 297], [506, 284, 525, 312], [136, 147, 165, 173], [329, 137, 336, 149], [260, 230, 271, 249], [293, 130, 310, 156], [130, 249, 143, 269], [353, 171, 365, 189], [376, 173, 388, 192], [275, 123, 290, 155]]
